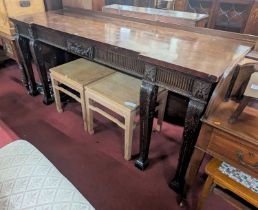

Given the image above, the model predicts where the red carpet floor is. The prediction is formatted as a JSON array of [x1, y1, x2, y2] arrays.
[[0, 63, 235, 210]]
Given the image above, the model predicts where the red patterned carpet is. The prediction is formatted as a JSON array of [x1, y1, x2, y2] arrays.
[[0, 63, 235, 210]]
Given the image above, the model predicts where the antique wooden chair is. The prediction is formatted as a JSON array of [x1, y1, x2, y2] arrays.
[[50, 58, 115, 130], [197, 159, 258, 210], [85, 72, 168, 160], [229, 71, 258, 123]]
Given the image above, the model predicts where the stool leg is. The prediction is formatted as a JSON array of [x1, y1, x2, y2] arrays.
[[51, 77, 63, 113], [85, 95, 94, 135], [124, 111, 135, 160], [196, 175, 214, 210], [81, 89, 88, 131], [156, 91, 168, 132]]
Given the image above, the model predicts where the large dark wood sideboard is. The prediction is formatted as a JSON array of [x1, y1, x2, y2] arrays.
[[10, 8, 257, 200]]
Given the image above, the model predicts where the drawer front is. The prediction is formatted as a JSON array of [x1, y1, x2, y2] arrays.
[[207, 130, 258, 175], [5, 0, 45, 17]]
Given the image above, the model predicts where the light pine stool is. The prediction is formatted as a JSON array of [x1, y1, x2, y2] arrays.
[[197, 159, 258, 210], [85, 72, 168, 160], [50, 59, 115, 130]]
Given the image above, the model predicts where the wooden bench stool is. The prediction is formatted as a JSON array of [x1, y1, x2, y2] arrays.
[[197, 159, 258, 210], [50, 59, 115, 130], [85, 72, 168, 160]]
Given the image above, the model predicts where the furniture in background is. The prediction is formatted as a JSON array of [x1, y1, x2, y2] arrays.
[[103, 4, 208, 27], [184, 59, 258, 205], [11, 8, 257, 200], [105, 0, 155, 7], [0, 0, 47, 89], [173, 0, 258, 35], [0, 140, 95, 209], [229, 71, 258, 123], [62, 0, 106, 11], [85, 72, 168, 160], [108, 0, 258, 35], [246, 41, 258, 61], [197, 159, 258, 210], [50, 58, 115, 130]]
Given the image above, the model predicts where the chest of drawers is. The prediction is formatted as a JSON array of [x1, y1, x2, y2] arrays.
[[0, 0, 45, 36]]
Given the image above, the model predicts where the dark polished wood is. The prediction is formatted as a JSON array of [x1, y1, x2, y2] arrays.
[[184, 60, 258, 204], [103, 4, 208, 27], [61, 0, 105, 11], [15, 34, 38, 95], [44, 0, 63, 11], [106, 0, 156, 7], [11, 9, 256, 198]]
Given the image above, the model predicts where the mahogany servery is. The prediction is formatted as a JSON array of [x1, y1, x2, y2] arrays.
[[10, 9, 257, 203]]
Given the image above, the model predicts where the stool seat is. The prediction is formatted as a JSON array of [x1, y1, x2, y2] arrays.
[[85, 72, 168, 160], [50, 58, 115, 87], [86, 73, 141, 111], [87, 73, 165, 111], [50, 59, 115, 131]]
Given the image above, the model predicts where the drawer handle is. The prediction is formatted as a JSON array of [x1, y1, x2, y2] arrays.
[[237, 152, 258, 169], [19, 0, 31, 7]]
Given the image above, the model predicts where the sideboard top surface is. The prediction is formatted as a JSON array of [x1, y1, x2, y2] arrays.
[[11, 10, 254, 81]]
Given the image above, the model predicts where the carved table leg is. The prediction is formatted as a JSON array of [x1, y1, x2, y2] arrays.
[[15, 35, 38, 96], [169, 99, 205, 194], [135, 80, 158, 170], [181, 124, 212, 205], [18, 63, 29, 90], [180, 147, 206, 206], [30, 40, 53, 105]]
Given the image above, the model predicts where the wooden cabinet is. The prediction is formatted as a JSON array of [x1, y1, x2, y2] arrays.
[[0, 0, 46, 64], [0, 0, 45, 36], [174, 0, 258, 35]]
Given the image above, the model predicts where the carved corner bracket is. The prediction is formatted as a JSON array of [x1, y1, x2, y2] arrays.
[[144, 63, 157, 83], [192, 80, 212, 101]]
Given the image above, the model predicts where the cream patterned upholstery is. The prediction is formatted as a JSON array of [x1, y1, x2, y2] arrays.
[[0, 140, 95, 210]]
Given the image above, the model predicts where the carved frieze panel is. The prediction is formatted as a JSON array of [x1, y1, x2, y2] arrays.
[[35, 27, 66, 48], [156, 67, 194, 94], [94, 47, 145, 76], [66, 41, 94, 59]]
